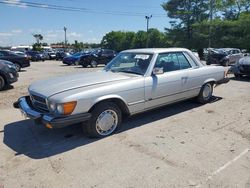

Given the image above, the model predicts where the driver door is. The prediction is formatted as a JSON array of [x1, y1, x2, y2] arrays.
[[145, 52, 187, 109]]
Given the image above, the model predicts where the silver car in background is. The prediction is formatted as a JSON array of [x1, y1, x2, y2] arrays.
[[14, 48, 229, 138]]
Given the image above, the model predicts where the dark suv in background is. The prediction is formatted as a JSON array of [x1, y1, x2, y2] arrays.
[[0, 50, 30, 71], [78, 49, 117, 67], [26, 51, 45, 61], [0, 60, 18, 90], [206, 48, 244, 66]]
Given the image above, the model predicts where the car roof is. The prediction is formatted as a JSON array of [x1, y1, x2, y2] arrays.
[[122, 48, 191, 54]]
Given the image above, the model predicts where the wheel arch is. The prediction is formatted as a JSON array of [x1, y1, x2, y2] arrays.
[[203, 78, 216, 86], [89, 95, 130, 116]]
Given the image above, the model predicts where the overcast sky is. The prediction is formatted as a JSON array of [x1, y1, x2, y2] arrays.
[[0, 0, 171, 46]]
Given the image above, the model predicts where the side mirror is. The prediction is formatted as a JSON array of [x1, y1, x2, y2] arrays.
[[152, 67, 164, 75]]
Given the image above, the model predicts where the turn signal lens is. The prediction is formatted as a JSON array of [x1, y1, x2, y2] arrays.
[[46, 123, 53, 129], [62, 101, 77, 115]]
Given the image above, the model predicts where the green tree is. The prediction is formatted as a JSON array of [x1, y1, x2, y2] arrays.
[[162, 0, 209, 47], [192, 12, 250, 50], [32, 34, 43, 44]]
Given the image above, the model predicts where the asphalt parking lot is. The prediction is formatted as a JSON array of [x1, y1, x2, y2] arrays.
[[0, 60, 250, 188]]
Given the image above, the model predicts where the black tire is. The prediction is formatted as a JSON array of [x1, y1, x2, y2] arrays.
[[15, 63, 21, 72], [83, 102, 122, 138], [82, 64, 88, 68], [81, 61, 88, 68], [0, 75, 6, 91], [197, 82, 213, 104], [234, 73, 242, 79], [90, 60, 98, 68]]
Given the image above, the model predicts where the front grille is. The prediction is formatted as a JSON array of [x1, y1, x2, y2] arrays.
[[30, 93, 49, 112]]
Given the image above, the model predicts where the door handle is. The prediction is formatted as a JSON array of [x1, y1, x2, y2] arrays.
[[182, 76, 188, 80]]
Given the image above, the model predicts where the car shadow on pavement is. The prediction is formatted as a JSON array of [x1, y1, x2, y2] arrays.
[[19, 69, 27, 72], [1, 85, 14, 91], [230, 76, 250, 82], [3, 96, 222, 159]]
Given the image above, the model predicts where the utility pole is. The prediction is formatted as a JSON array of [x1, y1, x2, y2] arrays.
[[145, 15, 152, 48], [209, 0, 214, 48], [63, 26, 67, 51]]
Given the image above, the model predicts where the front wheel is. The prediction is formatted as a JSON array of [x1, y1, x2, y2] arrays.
[[83, 102, 122, 138], [197, 82, 213, 104]]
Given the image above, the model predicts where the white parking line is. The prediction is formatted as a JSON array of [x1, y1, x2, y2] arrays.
[[206, 148, 250, 181]]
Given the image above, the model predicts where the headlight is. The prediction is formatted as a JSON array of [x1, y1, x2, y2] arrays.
[[48, 101, 77, 115], [49, 102, 56, 111], [57, 104, 64, 114]]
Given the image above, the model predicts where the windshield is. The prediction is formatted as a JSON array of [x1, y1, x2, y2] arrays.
[[104, 52, 153, 75]]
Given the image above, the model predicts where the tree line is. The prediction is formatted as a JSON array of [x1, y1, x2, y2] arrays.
[[28, 0, 250, 52], [101, 0, 250, 52]]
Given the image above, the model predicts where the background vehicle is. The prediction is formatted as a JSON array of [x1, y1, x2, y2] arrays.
[[26, 51, 45, 61], [62, 51, 88, 65], [0, 60, 18, 90], [55, 51, 70, 60], [12, 51, 28, 58], [0, 50, 30, 71], [79, 49, 117, 67], [14, 48, 229, 138], [206, 48, 244, 66], [48, 51, 56, 60], [230, 56, 250, 78]]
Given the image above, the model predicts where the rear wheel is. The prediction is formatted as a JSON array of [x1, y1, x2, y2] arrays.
[[90, 60, 98, 68], [197, 82, 213, 104], [83, 102, 122, 138], [0, 75, 6, 91], [234, 73, 243, 79]]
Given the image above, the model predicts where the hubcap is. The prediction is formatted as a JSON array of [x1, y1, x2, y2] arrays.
[[15, 64, 20, 71], [96, 109, 118, 136], [203, 84, 212, 99]]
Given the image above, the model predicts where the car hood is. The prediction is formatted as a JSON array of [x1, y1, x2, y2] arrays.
[[29, 71, 136, 98]]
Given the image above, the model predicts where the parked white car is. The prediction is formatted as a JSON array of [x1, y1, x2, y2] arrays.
[[14, 48, 229, 137]]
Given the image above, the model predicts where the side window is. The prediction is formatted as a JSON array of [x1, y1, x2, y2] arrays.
[[0, 52, 3, 57], [183, 52, 198, 67], [155, 53, 180, 73], [177, 53, 191, 70], [233, 50, 240, 54]]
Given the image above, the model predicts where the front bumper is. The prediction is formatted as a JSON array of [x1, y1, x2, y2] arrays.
[[13, 96, 91, 129]]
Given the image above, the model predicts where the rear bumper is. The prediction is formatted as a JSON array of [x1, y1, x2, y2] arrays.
[[13, 96, 91, 129], [21, 61, 30, 68], [216, 77, 230, 85]]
